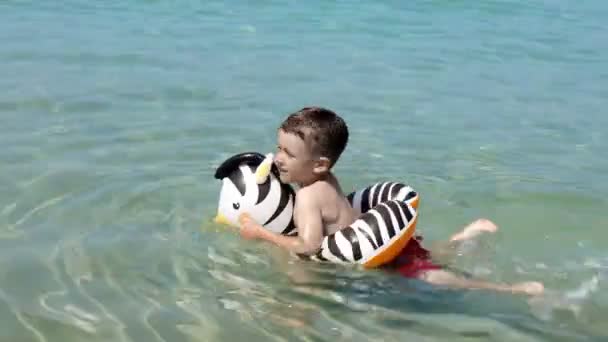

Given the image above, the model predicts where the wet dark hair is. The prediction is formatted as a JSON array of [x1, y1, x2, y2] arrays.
[[279, 107, 348, 167]]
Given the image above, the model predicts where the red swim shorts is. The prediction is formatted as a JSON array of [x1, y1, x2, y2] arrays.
[[387, 236, 442, 278]]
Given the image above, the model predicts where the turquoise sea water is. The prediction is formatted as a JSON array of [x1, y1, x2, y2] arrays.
[[1, 1, 607, 340]]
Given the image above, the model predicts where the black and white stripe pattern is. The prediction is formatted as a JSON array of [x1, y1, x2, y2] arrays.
[[347, 182, 417, 214], [301, 182, 419, 265]]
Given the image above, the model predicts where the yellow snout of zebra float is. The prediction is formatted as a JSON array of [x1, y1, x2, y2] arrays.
[[213, 152, 419, 268]]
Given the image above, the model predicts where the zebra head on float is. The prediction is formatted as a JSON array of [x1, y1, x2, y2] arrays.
[[213, 152, 296, 235]]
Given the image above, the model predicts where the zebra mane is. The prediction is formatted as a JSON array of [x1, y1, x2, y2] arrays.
[[214, 152, 281, 180]]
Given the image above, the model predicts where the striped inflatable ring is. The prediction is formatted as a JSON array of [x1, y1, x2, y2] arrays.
[[213, 152, 419, 268], [301, 181, 419, 268]]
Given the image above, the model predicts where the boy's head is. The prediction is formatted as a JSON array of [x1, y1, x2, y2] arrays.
[[274, 107, 349, 185]]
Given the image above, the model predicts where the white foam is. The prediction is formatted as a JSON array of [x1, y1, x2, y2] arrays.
[[528, 275, 601, 321]]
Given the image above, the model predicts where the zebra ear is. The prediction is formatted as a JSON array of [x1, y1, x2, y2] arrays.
[[255, 153, 273, 184]]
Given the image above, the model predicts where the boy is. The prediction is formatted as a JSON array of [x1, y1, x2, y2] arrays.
[[239, 106, 544, 296], [239, 106, 358, 255]]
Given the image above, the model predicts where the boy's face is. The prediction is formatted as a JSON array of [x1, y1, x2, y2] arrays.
[[274, 129, 322, 186]]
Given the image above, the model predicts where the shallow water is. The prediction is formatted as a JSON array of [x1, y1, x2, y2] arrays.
[[1, 0, 607, 341]]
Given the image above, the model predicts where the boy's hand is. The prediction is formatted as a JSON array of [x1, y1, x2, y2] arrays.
[[238, 213, 264, 240]]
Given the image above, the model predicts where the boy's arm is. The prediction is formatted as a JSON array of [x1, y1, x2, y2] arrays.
[[239, 191, 324, 255]]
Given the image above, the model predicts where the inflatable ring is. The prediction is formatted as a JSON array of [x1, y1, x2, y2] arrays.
[[213, 152, 419, 268]]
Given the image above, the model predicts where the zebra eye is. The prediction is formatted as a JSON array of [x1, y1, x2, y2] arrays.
[[232, 202, 240, 210]]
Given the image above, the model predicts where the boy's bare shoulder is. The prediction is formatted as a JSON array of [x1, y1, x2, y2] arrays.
[[293, 185, 322, 213], [296, 182, 322, 200], [300, 180, 336, 195], [296, 181, 338, 203]]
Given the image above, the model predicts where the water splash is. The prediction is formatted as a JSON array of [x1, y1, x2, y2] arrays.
[[528, 274, 601, 321]]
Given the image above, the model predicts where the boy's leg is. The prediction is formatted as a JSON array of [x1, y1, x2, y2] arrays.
[[427, 218, 499, 261], [449, 218, 498, 242], [418, 269, 544, 296]]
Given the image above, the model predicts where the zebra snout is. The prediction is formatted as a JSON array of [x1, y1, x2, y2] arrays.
[[214, 213, 231, 226]]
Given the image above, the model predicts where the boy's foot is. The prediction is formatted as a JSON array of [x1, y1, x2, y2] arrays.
[[450, 219, 498, 242], [511, 281, 545, 296]]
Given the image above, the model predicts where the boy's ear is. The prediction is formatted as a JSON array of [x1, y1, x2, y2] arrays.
[[313, 157, 331, 174]]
